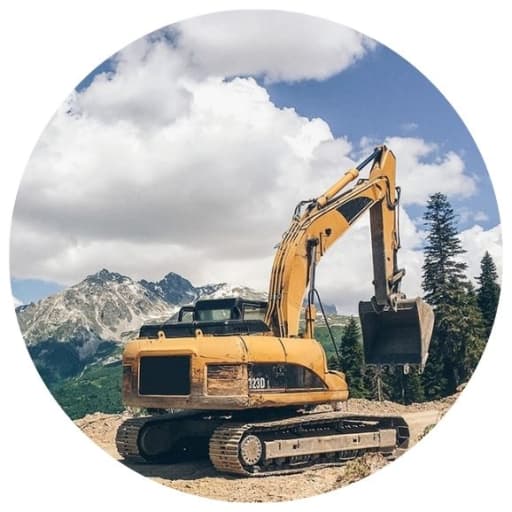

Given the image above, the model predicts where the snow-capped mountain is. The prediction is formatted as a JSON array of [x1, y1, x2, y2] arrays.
[[140, 275, 267, 305], [15, 269, 342, 385], [17, 269, 177, 356], [139, 272, 197, 306], [196, 283, 268, 301], [16, 269, 266, 366]]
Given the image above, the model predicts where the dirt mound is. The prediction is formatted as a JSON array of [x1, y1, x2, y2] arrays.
[[347, 393, 458, 415], [75, 412, 127, 458], [75, 395, 457, 502]]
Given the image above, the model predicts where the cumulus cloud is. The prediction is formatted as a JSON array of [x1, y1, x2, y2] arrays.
[[174, 11, 376, 83], [10, 13, 499, 314], [400, 122, 419, 132], [74, 37, 193, 127], [12, 71, 489, 294], [70, 10, 376, 129], [12, 74, 349, 286], [458, 208, 490, 225], [14, 78, 335, 239], [360, 137, 476, 205], [459, 224, 502, 283]]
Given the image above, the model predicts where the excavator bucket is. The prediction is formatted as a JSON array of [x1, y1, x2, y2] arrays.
[[359, 298, 434, 367]]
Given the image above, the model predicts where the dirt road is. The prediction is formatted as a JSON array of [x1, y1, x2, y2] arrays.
[[76, 396, 455, 502]]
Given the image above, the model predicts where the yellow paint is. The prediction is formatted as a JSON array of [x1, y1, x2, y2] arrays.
[[122, 334, 348, 410], [265, 146, 400, 336]]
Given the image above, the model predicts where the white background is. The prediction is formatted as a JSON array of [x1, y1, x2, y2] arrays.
[[0, 1, 510, 510]]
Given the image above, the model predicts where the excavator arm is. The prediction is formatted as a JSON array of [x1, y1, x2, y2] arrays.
[[264, 145, 433, 366]]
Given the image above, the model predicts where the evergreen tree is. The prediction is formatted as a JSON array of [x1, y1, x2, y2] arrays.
[[338, 317, 367, 398], [401, 369, 425, 404], [373, 363, 424, 404], [327, 354, 338, 371], [476, 251, 501, 339], [385, 366, 425, 405], [462, 282, 486, 378], [421, 336, 448, 400], [422, 193, 467, 307], [363, 365, 391, 401], [421, 193, 486, 397]]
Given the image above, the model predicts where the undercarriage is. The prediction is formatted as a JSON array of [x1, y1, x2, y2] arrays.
[[116, 408, 409, 476]]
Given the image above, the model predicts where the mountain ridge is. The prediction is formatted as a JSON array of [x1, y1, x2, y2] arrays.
[[15, 268, 340, 384], [17, 268, 268, 345], [15, 268, 267, 383]]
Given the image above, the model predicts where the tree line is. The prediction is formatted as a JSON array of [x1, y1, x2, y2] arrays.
[[329, 192, 500, 403]]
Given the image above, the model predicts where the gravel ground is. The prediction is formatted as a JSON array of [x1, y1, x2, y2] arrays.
[[75, 395, 456, 502]]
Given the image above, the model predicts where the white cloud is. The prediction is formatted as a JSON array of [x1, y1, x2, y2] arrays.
[[13, 296, 23, 307], [74, 37, 193, 128], [458, 208, 490, 225], [474, 211, 489, 223], [400, 122, 419, 132], [174, 11, 376, 83], [459, 224, 502, 283], [12, 75, 351, 285], [69, 10, 376, 130], [12, 69, 488, 302], [10, 14, 498, 315], [364, 137, 477, 205]]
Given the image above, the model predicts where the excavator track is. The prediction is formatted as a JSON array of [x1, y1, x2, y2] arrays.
[[209, 412, 409, 476], [116, 416, 150, 462], [116, 410, 220, 464], [117, 410, 409, 476]]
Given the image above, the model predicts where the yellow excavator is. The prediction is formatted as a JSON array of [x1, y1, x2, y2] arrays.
[[116, 146, 434, 476]]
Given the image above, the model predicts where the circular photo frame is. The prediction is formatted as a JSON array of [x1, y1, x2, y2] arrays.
[[10, 9, 502, 503]]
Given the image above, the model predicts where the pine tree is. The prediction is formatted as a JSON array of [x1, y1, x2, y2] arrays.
[[338, 317, 367, 398], [386, 367, 425, 405], [422, 193, 467, 307], [421, 193, 486, 397], [402, 369, 425, 404], [363, 365, 391, 401], [327, 354, 338, 370], [421, 336, 448, 400], [462, 282, 486, 378], [476, 251, 500, 340]]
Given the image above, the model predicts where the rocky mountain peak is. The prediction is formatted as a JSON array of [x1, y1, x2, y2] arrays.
[[85, 268, 127, 285], [16, 269, 267, 384], [17, 271, 177, 350], [140, 272, 197, 305]]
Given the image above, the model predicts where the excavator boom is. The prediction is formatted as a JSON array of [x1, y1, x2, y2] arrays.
[[265, 145, 433, 366]]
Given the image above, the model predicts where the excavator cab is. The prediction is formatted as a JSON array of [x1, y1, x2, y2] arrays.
[[359, 298, 434, 368]]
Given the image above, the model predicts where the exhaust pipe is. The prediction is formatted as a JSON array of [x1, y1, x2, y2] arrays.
[[359, 298, 434, 368]]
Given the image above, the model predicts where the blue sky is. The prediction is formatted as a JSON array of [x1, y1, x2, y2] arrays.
[[10, 11, 501, 309], [12, 278, 64, 305], [266, 44, 498, 230]]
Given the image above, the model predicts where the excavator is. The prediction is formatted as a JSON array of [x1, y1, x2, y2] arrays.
[[116, 145, 434, 476]]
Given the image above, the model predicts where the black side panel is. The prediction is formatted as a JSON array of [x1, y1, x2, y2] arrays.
[[337, 196, 372, 224], [139, 356, 191, 395], [248, 363, 326, 391]]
